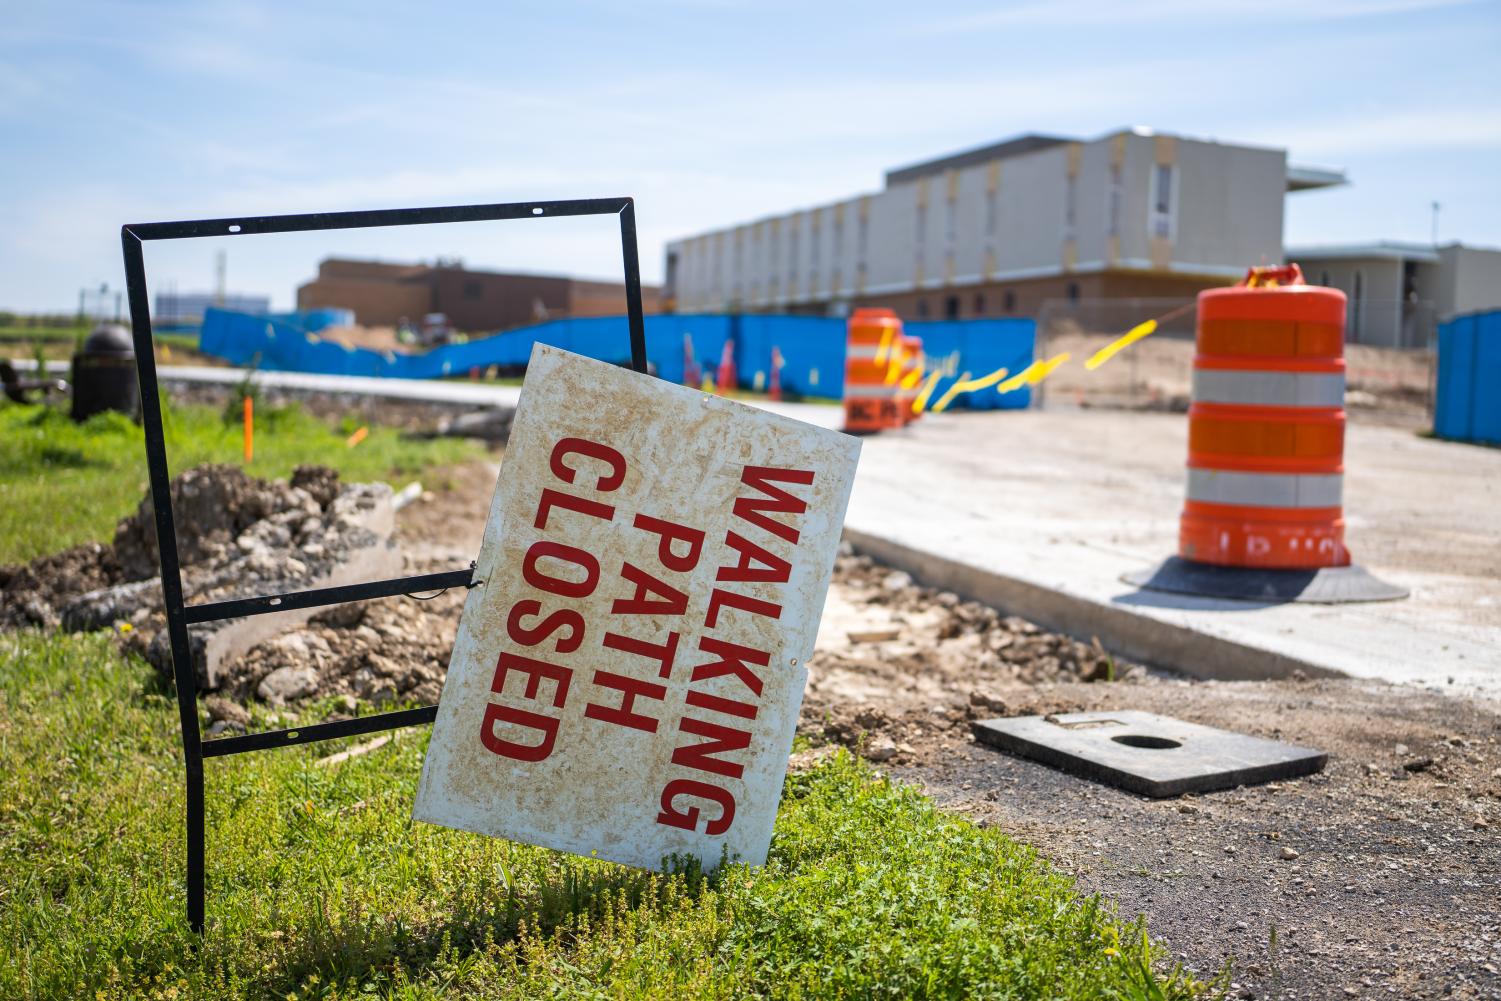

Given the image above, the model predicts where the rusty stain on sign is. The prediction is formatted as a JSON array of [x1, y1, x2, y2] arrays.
[[413, 344, 861, 871]]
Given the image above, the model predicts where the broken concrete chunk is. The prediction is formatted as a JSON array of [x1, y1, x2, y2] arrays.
[[257, 665, 320, 705]]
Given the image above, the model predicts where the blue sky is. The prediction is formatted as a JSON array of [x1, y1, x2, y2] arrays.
[[2, 0, 1498, 313]]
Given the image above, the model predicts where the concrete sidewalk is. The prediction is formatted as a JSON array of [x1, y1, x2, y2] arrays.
[[843, 410, 1501, 696], [94, 363, 1500, 694]]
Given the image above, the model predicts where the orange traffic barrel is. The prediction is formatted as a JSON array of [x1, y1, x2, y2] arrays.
[[1179, 264, 1349, 569], [844, 308, 904, 433], [895, 334, 923, 424]]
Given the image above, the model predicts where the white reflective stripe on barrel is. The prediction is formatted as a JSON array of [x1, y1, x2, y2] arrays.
[[843, 383, 896, 399], [847, 344, 884, 361], [1186, 469, 1343, 508], [1192, 369, 1345, 408]]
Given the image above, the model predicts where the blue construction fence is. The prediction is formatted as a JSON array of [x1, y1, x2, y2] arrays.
[[1435, 309, 1501, 446], [200, 309, 1038, 410]]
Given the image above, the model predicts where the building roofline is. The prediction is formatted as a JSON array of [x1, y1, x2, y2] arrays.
[[1286, 240, 1440, 263], [1286, 163, 1348, 192], [884, 133, 1076, 185]]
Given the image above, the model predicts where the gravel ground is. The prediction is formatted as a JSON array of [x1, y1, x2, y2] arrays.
[[891, 679, 1501, 1000]]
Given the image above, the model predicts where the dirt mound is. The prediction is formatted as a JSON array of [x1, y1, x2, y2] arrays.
[[201, 565, 465, 734], [0, 464, 395, 686], [113, 464, 316, 580], [0, 542, 123, 630], [798, 550, 1144, 764]]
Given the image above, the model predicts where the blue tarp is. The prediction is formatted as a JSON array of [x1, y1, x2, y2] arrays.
[[199, 308, 1038, 410], [1435, 310, 1501, 446]]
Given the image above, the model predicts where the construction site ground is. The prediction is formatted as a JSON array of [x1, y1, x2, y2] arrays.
[[843, 407, 1501, 697], [38, 360, 1494, 695], [390, 459, 1500, 999]]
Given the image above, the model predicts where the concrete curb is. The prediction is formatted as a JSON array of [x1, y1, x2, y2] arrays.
[[843, 528, 1345, 683]]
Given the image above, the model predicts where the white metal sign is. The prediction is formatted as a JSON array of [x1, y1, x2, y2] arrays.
[[414, 344, 860, 870]]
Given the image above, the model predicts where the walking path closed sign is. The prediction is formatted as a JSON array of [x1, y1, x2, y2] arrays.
[[414, 345, 860, 870]]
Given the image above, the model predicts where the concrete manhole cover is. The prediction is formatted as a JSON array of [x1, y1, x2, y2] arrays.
[[971, 710, 1327, 798]]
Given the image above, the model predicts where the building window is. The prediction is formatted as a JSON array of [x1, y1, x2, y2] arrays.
[[973, 292, 985, 316], [1003, 289, 1016, 313], [1352, 270, 1364, 338], [1066, 282, 1080, 304], [833, 214, 845, 266], [809, 215, 821, 291], [752, 228, 762, 298], [944, 295, 960, 320], [916, 299, 930, 318], [944, 192, 957, 278], [915, 203, 927, 271], [1108, 164, 1122, 238], [856, 209, 869, 284], [1150, 164, 1174, 239], [1064, 174, 1077, 241], [1320, 270, 1330, 287], [463, 280, 481, 299]]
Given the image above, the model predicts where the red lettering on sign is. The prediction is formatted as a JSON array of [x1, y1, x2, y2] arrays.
[[522, 540, 600, 598], [704, 587, 782, 628], [633, 514, 706, 572], [612, 562, 689, 615], [534, 487, 614, 531], [603, 630, 681, 679], [505, 599, 584, 654], [716, 531, 792, 584], [490, 651, 572, 708], [733, 465, 815, 545], [685, 688, 759, 721], [655, 779, 736, 836], [671, 716, 752, 778], [550, 437, 627, 491], [690, 636, 767, 696], [584, 670, 667, 733], [479, 702, 560, 762]]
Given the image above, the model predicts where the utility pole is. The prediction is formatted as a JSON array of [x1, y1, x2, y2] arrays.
[[215, 249, 227, 306], [1431, 201, 1441, 247]]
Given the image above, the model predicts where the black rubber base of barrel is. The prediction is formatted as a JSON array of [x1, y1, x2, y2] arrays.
[[1123, 556, 1409, 604]]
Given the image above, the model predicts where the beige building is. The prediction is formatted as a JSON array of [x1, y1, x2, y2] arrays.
[[662, 129, 1343, 321], [297, 258, 659, 332], [1288, 241, 1501, 348]]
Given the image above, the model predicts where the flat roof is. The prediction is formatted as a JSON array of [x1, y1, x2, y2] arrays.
[[1286, 163, 1348, 192], [1286, 240, 1440, 263], [884, 134, 1074, 185]]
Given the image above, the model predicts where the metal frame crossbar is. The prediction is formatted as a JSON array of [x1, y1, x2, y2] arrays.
[[120, 197, 648, 933]]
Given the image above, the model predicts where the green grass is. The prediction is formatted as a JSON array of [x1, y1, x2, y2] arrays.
[[0, 400, 483, 564], [0, 324, 89, 343], [0, 631, 1208, 1001]]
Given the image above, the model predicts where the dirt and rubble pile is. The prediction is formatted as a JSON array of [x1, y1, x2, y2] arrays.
[[1, 465, 397, 689], [799, 551, 1147, 762], [202, 573, 464, 733]]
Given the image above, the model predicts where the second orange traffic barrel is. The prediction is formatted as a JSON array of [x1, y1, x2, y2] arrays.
[[1179, 264, 1349, 569], [844, 308, 903, 433], [896, 333, 924, 424]]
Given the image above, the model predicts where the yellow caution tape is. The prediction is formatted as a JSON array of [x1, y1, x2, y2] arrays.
[[1084, 320, 1157, 370], [911, 371, 944, 414], [931, 365, 1012, 413]]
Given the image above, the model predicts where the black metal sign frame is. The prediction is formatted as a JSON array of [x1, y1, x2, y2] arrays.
[[120, 198, 649, 934]]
